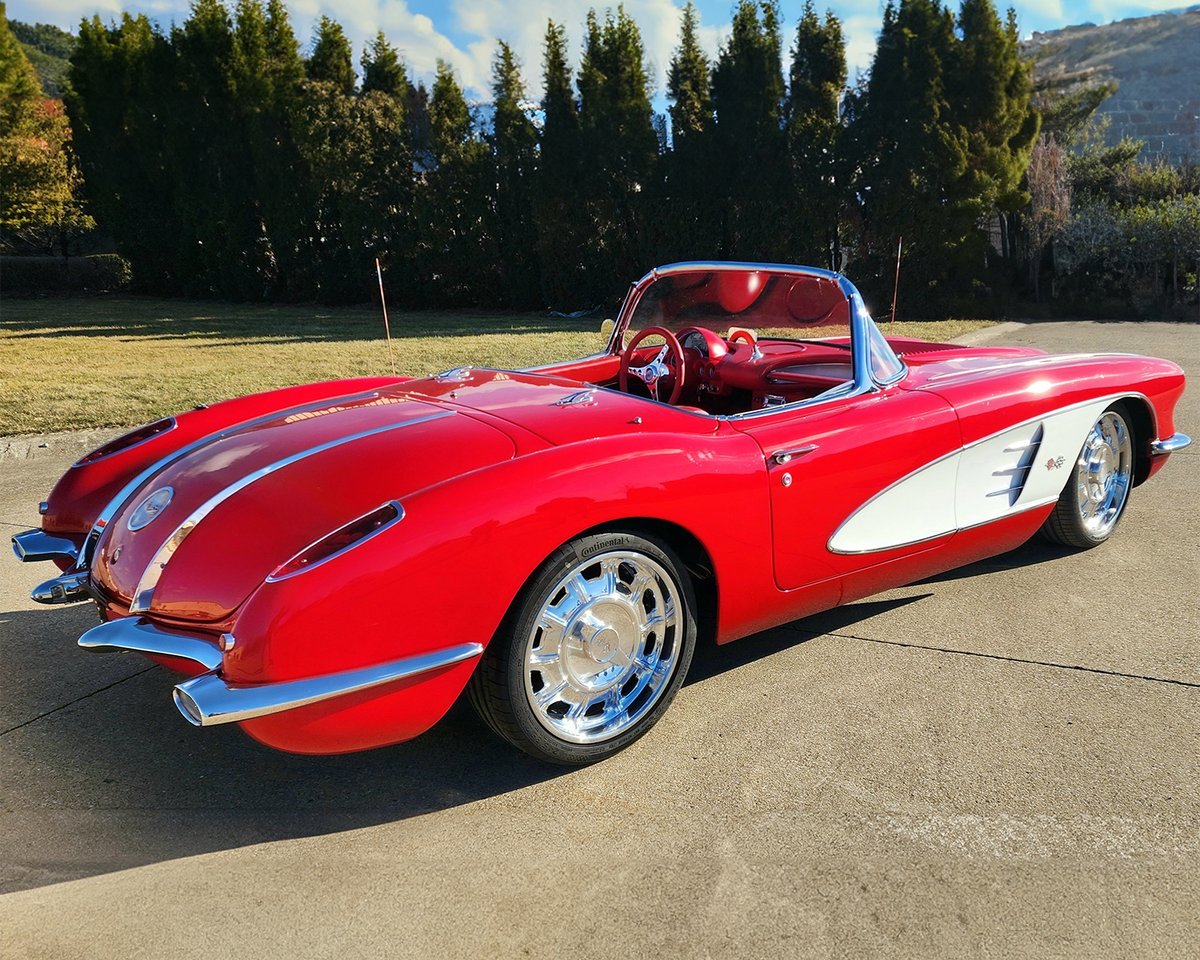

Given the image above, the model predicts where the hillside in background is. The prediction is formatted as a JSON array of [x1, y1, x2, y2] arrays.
[[10, 19, 74, 98], [1024, 7, 1200, 163]]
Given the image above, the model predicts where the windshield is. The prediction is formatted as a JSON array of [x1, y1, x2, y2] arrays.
[[622, 268, 851, 345]]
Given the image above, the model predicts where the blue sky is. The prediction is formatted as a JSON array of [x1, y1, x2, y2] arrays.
[[11, 0, 1189, 100]]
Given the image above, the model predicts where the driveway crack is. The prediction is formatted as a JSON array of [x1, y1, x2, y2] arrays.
[[788, 625, 1200, 689], [0, 665, 158, 738]]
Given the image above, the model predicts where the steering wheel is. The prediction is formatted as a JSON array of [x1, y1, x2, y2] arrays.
[[619, 326, 687, 405]]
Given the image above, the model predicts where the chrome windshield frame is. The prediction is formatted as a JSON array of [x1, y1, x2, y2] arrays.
[[604, 261, 907, 421]]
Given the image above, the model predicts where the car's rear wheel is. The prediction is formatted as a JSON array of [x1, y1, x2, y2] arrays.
[[469, 531, 696, 765], [1040, 404, 1134, 548]]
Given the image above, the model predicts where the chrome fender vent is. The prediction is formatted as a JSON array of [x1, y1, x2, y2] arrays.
[[986, 423, 1044, 507]]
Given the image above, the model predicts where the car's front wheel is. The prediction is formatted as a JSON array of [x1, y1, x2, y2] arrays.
[[469, 531, 697, 765], [1040, 404, 1134, 548]]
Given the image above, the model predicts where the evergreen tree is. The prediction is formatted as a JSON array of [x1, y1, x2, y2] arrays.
[[264, 0, 303, 89], [711, 0, 788, 258], [406, 80, 432, 170], [299, 79, 413, 302], [361, 31, 405, 98], [257, 0, 308, 296], [666, 1, 710, 158], [306, 16, 354, 94], [417, 60, 491, 303], [535, 19, 583, 305], [68, 14, 181, 288], [660, 1, 717, 263], [578, 7, 657, 199], [489, 41, 540, 305], [849, 0, 972, 314], [172, 0, 262, 295], [954, 0, 1038, 266], [786, 2, 846, 268], [576, 7, 657, 299], [231, 0, 310, 297], [1034, 75, 1116, 147]]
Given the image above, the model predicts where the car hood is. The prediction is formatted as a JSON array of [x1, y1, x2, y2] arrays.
[[94, 391, 518, 622]]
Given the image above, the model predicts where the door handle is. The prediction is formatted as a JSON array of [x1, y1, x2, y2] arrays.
[[772, 445, 817, 466]]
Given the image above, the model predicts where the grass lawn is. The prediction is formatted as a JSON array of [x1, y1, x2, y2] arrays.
[[0, 297, 995, 436]]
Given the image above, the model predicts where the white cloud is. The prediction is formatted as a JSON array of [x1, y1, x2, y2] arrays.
[[445, 0, 694, 100], [840, 12, 883, 80]]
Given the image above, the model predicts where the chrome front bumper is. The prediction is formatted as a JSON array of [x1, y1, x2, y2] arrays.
[[1149, 433, 1191, 456], [79, 618, 482, 728]]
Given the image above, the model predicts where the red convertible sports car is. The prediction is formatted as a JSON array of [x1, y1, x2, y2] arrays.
[[14, 262, 1190, 764]]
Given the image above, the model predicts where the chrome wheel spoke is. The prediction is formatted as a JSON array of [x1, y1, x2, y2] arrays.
[[522, 548, 684, 745], [1074, 410, 1133, 538], [533, 679, 569, 709]]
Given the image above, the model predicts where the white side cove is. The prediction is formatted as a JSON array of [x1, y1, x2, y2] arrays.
[[828, 397, 1116, 554]]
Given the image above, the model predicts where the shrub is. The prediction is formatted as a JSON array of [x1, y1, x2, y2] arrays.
[[1, 254, 131, 295]]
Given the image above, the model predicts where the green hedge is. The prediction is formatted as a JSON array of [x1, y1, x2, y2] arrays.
[[1, 255, 132, 295]]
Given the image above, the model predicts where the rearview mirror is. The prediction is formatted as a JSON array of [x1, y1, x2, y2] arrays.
[[599, 318, 615, 338]]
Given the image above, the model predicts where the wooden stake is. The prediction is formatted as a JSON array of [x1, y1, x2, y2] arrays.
[[375, 257, 397, 377], [889, 237, 903, 332]]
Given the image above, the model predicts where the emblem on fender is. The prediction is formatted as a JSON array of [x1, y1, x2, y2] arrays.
[[1045, 455, 1066, 471], [127, 486, 174, 531]]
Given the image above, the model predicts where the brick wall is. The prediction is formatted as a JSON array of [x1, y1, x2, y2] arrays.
[[1099, 97, 1200, 165]]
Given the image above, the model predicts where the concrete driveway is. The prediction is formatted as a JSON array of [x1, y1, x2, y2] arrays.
[[1, 321, 1195, 959]]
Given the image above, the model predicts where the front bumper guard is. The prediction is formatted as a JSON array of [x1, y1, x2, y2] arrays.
[[12, 529, 79, 564], [1149, 432, 1191, 456], [79, 617, 482, 728]]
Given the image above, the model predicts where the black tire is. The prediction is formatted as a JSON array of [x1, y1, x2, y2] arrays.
[[1039, 403, 1134, 549], [468, 530, 697, 765]]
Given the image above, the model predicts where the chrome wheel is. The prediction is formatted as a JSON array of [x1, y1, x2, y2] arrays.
[[1075, 410, 1132, 538], [523, 551, 683, 745]]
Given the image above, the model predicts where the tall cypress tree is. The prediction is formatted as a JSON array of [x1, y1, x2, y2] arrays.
[[535, 19, 583, 305], [667, 2, 710, 154], [68, 14, 178, 288], [417, 60, 490, 303], [306, 16, 354, 94], [661, 1, 717, 261], [357, 32, 415, 298], [850, 0, 971, 313], [578, 7, 656, 199], [171, 0, 260, 295], [711, 0, 788, 258], [489, 41, 540, 305], [954, 0, 1038, 267], [786, 1, 846, 268], [361, 31, 405, 97], [666, 2, 712, 185], [255, 0, 308, 297], [576, 7, 657, 299]]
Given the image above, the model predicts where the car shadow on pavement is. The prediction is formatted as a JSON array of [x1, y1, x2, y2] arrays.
[[0, 589, 977, 894]]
